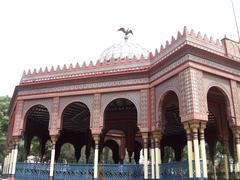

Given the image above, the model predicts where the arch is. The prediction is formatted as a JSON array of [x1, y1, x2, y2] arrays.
[[59, 96, 93, 119], [103, 98, 138, 129], [22, 99, 52, 123], [206, 85, 233, 121], [104, 129, 126, 139], [157, 90, 180, 131], [23, 104, 50, 134], [60, 101, 91, 131], [101, 92, 140, 126], [104, 130, 124, 158], [26, 136, 41, 162], [59, 96, 93, 130], [163, 146, 175, 163], [59, 142, 76, 163], [103, 139, 120, 164], [205, 82, 234, 120]]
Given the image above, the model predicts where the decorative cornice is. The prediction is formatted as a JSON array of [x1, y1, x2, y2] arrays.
[[20, 26, 239, 85]]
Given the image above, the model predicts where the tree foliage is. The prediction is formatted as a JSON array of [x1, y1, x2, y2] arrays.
[[0, 96, 10, 163]]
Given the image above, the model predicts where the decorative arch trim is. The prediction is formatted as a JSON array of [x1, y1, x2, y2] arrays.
[[101, 91, 140, 127], [156, 88, 181, 132], [22, 99, 51, 133], [205, 82, 234, 120], [59, 95, 93, 130]]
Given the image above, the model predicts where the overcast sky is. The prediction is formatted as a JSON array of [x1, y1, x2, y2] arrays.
[[0, 0, 239, 96]]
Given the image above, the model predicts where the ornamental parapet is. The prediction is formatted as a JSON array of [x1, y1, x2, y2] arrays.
[[20, 26, 235, 85]]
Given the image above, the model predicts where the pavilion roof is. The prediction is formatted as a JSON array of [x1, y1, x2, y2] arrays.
[[20, 26, 231, 85]]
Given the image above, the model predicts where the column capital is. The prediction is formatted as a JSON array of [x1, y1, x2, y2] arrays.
[[152, 132, 162, 144], [92, 134, 100, 144], [141, 132, 149, 140], [12, 136, 21, 145], [183, 122, 191, 132], [232, 126, 240, 137], [189, 121, 200, 132], [199, 122, 207, 132], [50, 135, 58, 145]]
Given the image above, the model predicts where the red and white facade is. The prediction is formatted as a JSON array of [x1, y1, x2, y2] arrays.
[[5, 27, 240, 179]]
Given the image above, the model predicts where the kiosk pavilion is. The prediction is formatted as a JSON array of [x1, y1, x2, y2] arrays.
[[3, 27, 240, 180]]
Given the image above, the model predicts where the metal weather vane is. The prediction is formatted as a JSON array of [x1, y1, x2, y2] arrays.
[[118, 28, 133, 42]]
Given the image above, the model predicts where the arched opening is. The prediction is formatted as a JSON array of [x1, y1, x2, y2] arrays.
[[102, 139, 119, 164], [206, 86, 234, 178], [163, 146, 175, 163], [102, 98, 141, 164], [23, 105, 50, 162], [78, 145, 94, 163], [56, 102, 92, 163], [159, 91, 186, 162], [134, 139, 143, 164], [58, 143, 75, 163]]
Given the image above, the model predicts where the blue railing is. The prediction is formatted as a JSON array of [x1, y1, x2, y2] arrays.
[[99, 164, 143, 180], [15, 162, 49, 180], [160, 161, 188, 179], [14, 161, 189, 180], [15, 163, 143, 180], [55, 163, 93, 180]]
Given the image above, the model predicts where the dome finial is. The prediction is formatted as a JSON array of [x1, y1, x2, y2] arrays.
[[118, 27, 133, 42]]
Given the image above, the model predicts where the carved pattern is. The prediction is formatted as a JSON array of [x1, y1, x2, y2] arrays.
[[179, 68, 193, 117], [49, 97, 60, 135], [179, 68, 208, 122], [12, 100, 24, 136], [18, 78, 149, 96], [190, 69, 206, 114], [230, 80, 240, 125], [150, 87, 156, 131], [139, 89, 149, 132], [238, 83, 240, 125], [91, 94, 101, 134], [17, 53, 240, 99]]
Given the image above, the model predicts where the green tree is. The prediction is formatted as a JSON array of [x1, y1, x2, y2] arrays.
[[0, 96, 11, 163], [58, 143, 75, 163]]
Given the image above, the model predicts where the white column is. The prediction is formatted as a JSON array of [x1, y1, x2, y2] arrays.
[[151, 138, 155, 179], [236, 134, 240, 172], [49, 135, 58, 180], [11, 144, 19, 176], [186, 128, 193, 178], [5, 154, 9, 175], [9, 148, 14, 176], [49, 144, 56, 180], [155, 137, 161, 179], [192, 129, 201, 178], [3, 156, 6, 175], [200, 126, 208, 178], [224, 153, 229, 179], [143, 136, 148, 179], [93, 136, 99, 179], [7, 153, 11, 175]]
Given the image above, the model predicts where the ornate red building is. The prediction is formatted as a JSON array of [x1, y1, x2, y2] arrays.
[[4, 27, 240, 179]]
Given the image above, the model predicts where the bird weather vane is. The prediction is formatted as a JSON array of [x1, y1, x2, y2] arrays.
[[118, 28, 133, 42]]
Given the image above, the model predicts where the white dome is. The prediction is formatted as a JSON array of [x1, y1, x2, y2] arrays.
[[100, 41, 149, 60]]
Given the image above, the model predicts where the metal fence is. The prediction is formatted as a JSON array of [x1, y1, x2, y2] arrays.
[[99, 164, 143, 180], [14, 161, 189, 180], [15, 162, 49, 180], [160, 161, 188, 180], [55, 163, 93, 180]]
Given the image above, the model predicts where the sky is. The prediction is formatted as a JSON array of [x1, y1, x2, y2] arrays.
[[0, 0, 239, 96]]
